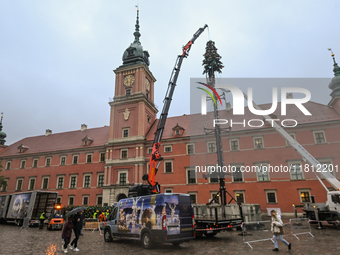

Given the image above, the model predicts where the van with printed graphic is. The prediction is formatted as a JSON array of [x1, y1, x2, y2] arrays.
[[104, 193, 195, 249]]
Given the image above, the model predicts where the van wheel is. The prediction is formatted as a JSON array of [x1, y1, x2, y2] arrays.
[[195, 232, 203, 238], [204, 232, 217, 238], [142, 232, 153, 249], [104, 229, 113, 242], [332, 215, 340, 229], [172, 242, 181, 247]]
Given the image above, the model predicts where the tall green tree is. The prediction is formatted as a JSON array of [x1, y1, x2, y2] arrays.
[[202, 40, 224, 77]]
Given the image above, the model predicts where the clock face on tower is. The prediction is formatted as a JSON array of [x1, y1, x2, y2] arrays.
[[145, 78, 150, 91], [124, 75, 134, 86]]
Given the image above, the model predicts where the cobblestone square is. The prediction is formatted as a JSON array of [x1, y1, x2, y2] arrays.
[[1, 218, 340, 255]]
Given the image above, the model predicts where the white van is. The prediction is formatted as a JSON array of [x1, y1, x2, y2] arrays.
[[104, 193, 195, 249]]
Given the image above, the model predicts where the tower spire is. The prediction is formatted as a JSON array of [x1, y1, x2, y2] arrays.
[[133, 5, 141, 44], [328, 48, 340, 76]]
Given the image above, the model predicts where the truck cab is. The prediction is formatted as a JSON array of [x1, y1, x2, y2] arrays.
[[104, 193, 195, 249]]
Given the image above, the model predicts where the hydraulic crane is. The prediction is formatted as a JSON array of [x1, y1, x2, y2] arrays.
[[128, 24, 208, 197]]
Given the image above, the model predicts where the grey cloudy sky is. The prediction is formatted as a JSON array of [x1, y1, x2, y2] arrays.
[[1, 0, 339, 145]]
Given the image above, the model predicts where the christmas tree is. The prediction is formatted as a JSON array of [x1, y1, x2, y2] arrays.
[[202, 40, 224, 77]]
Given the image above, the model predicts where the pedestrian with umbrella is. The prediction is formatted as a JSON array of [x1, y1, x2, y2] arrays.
[[61, 217, 73, 253], [66, 207, 86, 252]]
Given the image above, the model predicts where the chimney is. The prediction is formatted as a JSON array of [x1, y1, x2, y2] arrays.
[[81, 124, 87, 132], [45, 129, 52, 136], [286, 93, 293, 99]]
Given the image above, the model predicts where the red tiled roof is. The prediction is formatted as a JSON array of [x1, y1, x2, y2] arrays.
[[145, 101, 340, 140], [0, 126, 109, 157], [1, 102, 339, 156]]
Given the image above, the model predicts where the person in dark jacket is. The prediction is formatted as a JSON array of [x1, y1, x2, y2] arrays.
[[70, 212, 82, 252], [61, 217, 74, 253]]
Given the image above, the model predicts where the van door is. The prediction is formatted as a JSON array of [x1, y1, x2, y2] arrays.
[[109, 206, 119, 236], [178, 195, 194, 238]]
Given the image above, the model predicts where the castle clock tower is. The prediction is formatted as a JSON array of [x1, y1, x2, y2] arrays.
[[103, 9, 158, 204]]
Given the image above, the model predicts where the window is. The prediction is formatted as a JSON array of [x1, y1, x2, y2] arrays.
[[33, 159, 38, 168], [100, 152, 106, 162], [148, 147, 153, 154], [45, 157, 51, 167], [187, 144, 195, 155], [42, 177, 49, 189], [147, 116, 151, 123], [175, 130, 180, 135], [73, 155, 79, 164], [98, 174, 104, 187], [119, 173, 127, 185], [57, 196, 62, 204], [230, 139, 239, 151], [121, 149, 128, 159], [189, 193, 197, 204], [187, 169, 197, 184], [232, 166, 243, 182], [164, 146, 172, 153], [86, 154, 92, 163], [70, 176, 77, 189], [16, 178, 23, 191], [69, 196, 74, 206], [57, 176, 64, 189], [164, 161, 173, 173], [253, 137, 264, 149], [126, 89, 131, 96], [210, 176, 219, 183], [164, 188, 173, 193], [97, 195, 103, 206], [299, 189, 311, 203], [286, 133, 296, 146], [5, 161, 11, 170], [256, 164, 269, 181], [235, 191, 245, 203], [210, 192, 219, 203], [123, 128, 129, 138], [208, 142, 216, 153], [28, 178, 36, 190], [60, 156, 66, 166], [290, 163, 303, 180], [1, 179, 8, 191], [313, 131, 326, 144], [117, 170, 129, 185], [84, 175, 91, 188], [266, 190, 277, 203], [83, 196, 89, 206], [20, 160, 26, 169]]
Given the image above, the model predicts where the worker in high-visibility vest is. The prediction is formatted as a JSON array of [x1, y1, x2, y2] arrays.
[[105, 210, 110, 218], [93, 210, 99, 219], [39, 212, 46, 229]]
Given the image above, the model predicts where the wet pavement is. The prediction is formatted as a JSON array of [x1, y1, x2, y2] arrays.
[[0, 218, 339, 255]]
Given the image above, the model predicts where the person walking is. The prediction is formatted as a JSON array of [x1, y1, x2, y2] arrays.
[[61, 217, 74, 254], [39, 211, 46, 229], [70, 212, 82, 252], [271, 210, 291, 251]]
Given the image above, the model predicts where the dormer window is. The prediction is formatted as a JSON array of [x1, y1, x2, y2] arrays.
[[127, 49, 134, 56], [17, 144, 29, 153], [82, 135, 93, 146], [172, 123, 185, 137]]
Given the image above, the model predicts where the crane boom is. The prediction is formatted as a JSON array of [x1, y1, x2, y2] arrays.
[[220, 87, 340, 192], [144, 25, 208, 194]]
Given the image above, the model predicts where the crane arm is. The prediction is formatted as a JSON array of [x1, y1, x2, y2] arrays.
[[145, 25, 208, 193]]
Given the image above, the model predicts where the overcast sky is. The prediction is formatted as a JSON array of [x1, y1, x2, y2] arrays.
[[1, 0, 339, 145]]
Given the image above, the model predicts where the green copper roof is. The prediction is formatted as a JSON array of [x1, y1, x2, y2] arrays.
[[120, 9, 150, 68], [329, 52, 340, 98]]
